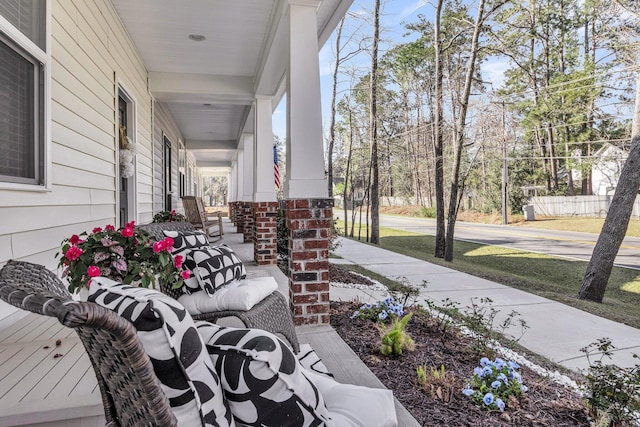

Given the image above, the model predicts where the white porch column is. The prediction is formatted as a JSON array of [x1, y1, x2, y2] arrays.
[[254, 96, 278, 202], [285, 0, 328, 199], [228, 160, 237, 204], [241, 133, 255, 202], [236, 150, 245, 204]]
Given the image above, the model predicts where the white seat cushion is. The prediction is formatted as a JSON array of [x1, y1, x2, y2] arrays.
[[178, 277, 279, 314], [305, 370, 398, 427]]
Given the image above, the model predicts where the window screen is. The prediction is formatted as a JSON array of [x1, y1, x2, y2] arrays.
[[0, 0, 45, 185], [0, 1, 46, 49]]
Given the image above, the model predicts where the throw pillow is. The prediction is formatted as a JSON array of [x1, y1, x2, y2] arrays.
[[178, 276, 278, 313], [186, 245, 247, 296], [197, 323, 330, 426], [88, 277, 235, 427], [163, 230, 210, 293]]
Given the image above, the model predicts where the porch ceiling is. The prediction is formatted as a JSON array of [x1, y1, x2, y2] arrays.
[[111, 0, 353, 176]]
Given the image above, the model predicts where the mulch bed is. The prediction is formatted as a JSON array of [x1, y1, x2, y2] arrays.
[[328, 265, 591, 426]]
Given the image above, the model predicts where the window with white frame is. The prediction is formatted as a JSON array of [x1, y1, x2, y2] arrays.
[[0, 1, 47, 186]]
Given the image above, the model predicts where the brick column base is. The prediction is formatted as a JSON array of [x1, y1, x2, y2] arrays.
[[241, 202, 254, 243], [283, 198, 333, 325], [230, 202, 240, 226], [253, 202, 279, 265]]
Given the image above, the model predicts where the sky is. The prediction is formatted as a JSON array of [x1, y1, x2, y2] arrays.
[[272, 0, 510, 141]]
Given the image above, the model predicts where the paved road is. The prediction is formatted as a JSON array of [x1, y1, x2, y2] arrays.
[[336, 212, 640, 269]]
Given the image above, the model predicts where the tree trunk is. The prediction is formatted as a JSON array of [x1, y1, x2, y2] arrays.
[[433, 0, 446, 258], [579, 76, 640, 302], [327, 18, 345, 198], [369, 0, 381, 245], [344, 106, 354, 238]]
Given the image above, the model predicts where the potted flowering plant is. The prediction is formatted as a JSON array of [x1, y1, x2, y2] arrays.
[[152, 209, 187, 223], [57, 221, 190, 294]]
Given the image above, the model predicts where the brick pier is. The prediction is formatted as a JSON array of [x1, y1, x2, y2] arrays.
[[283, 198, 333, 325]]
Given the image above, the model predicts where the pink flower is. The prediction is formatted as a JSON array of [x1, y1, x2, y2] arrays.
[[171, 210, 176, 216], [87, 266, 101, 277], [65, 246, 84, 261], [121, 227, 134, 238], [69, 234, 82, 245], [174, 255, 183, 269], [92, 227, 103, 233], [125, 221, 136, 229], [163, 237, 174, 251], [181, 270, 191, 280], [105, 224, 115, 231], [153, 240, 166, 253]]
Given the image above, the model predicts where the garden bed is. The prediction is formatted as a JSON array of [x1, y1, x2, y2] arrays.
[[326, 262, 594, 425], [330, 300, 590, 426]]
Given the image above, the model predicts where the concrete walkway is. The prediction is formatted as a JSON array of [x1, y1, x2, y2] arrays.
[[331, 237, 640, 371]]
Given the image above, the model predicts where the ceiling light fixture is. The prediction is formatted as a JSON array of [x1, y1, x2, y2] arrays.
[[188, 34, 206, 41]]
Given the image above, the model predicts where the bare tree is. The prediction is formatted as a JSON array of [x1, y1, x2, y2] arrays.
[[444, 0, 490, 261], [369, 0, 381, 244], [433, 0, 446, 258]]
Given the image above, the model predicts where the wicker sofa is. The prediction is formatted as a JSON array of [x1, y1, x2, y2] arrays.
[[137, 221, 300, 352], [0, 261, 398, 427]]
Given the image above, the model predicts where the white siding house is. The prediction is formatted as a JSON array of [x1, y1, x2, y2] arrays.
[[0, 0, 352, 323], [591, 144, 628, 196], [0, 0, 161, 319]]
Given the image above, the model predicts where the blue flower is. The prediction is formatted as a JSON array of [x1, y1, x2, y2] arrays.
[[378, 310, 388, 320], [495, 398, 505, 412], [363, 303, 372, 309], [350, 310, 360, 319], [483, 366, 493, 376], [462, 386, 474, 396], [508, 361, 520, 370], [480, 357, 491, 366], [473, 367, 484, 377], [497, 373, 508, 383], [491, 380, 502, 389], [483, 393, 494, 406], [493, 358, 506, 369], [520, 384, 528, 392], [512, 372, 522, 383]]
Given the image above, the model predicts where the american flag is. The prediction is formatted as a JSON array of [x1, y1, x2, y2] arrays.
[[273, 145, 281, 190]]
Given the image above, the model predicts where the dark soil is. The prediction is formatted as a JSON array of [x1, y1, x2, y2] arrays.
[[328, 265, 590, 426], [329, 263, 375, 286]]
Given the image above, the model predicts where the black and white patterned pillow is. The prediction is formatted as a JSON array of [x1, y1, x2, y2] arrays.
[[186, 245, 247, 296], [196, 322, 330, 426], [88, 277, 235, 427], [164, 230, 210, 293]]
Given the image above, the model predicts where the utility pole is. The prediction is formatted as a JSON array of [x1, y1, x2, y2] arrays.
[[501, 100, 508, 225]]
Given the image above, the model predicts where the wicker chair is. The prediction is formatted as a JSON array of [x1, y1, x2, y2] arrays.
[[181, 196, 223, 241], [0, 259, 72, 302], [138, 222, 300, 352], [0, 264, 178, 427]]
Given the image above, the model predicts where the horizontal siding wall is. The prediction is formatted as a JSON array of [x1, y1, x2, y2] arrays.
[[0, 0, 154, 301]]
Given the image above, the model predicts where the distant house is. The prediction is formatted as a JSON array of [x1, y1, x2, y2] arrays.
[[591, 144, 628, 196]]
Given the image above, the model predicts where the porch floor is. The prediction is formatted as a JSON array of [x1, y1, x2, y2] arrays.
[[0, 218, 418, 426]]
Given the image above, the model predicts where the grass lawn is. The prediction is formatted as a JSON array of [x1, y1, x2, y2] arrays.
[[335, 220, 640, 330]]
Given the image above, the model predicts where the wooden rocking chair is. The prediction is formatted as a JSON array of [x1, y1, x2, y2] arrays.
[[181, 196, 223, 241]]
